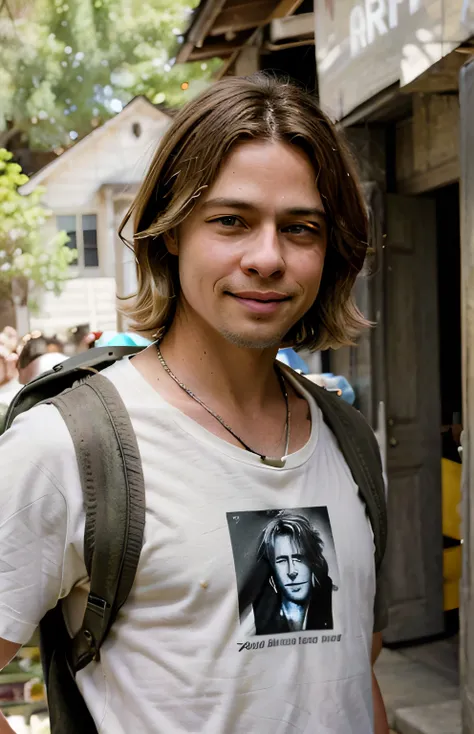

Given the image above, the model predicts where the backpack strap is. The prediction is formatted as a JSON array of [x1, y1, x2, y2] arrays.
[[292, 372, 387, 573], [5, 346, 143, 429], [49, 373, 146, 673]]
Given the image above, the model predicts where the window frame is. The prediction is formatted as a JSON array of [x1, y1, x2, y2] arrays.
[[56, 211, 101, 276]]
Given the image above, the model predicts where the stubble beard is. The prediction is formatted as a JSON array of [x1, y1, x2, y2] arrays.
[[219, 326, 287, 350]]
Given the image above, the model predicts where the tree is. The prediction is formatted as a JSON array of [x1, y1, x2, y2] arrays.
[[0, 0, 220, 150], [0, 147, 76, 329]]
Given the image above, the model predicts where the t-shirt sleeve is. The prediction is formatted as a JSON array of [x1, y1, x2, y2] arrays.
[[0, 404, 84, 645]]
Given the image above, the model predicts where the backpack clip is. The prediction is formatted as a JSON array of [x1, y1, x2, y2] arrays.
[[87, 593, 110, 618], [72, 593, 112, 670], [83, 629, 100, 662], [72, 627, 101, 671]]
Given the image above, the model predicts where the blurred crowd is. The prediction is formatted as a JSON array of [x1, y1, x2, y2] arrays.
[[0, 324, 103, 425]]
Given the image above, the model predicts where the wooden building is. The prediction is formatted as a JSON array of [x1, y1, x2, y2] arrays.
[[315, 4, 474, 729], [314, 0, 474, 645], [176, 0, 317, 87]]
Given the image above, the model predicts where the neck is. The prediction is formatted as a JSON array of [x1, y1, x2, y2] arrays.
[[160, 313, 282, 412], [281, 599, 308, 629]]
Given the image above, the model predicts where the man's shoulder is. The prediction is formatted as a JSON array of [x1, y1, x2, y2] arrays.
[[293, 371, 377, 442], [0, 402, 79, 526], [99, 357, 142, 406], [2, 401, 75, 469]]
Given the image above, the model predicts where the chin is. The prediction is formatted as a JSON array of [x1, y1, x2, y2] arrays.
[[285, 591, 305, 602], [219, 326, 287, 350]]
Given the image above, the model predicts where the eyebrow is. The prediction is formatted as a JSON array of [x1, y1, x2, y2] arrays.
[[201, 197, 327, 220]]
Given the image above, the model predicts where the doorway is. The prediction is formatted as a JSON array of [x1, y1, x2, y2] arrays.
[[394, 183, 462, 681], [435, 183, 462, 638]]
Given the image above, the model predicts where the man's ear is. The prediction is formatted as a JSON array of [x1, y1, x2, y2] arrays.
[[163, 229, 178, 256]]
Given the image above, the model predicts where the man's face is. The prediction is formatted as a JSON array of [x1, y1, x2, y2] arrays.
[[273, 533, 311, 604], [172, 140, 328, 350]]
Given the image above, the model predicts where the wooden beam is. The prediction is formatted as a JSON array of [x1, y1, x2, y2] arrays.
[[188, 42, 243, 60], [269, 0, 304, 21], [395, 92, 460, 193], [216, 36, 259, 79], [191, 0, 228, 47], [403, 50, 465, 93], [215, 0, 304, 79], [210, 0, 275, 36], [269, 12, 314, 42], [397, 159, 460, 194], [234, 45, 260, 75], [176, 0, 227, 63], [176, 41, 195, 64], [459, 57, 474, 734], [210, 19, 268, 36]]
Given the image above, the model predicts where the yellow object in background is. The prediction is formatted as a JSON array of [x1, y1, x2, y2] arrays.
[[443, 546, 461, 612], [442, 458, 462, 540], [442, 458, 462, 611]]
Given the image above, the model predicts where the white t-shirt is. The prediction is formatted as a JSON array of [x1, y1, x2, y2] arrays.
[[0, 377, 20, 406], [0, 358, 377, 734]]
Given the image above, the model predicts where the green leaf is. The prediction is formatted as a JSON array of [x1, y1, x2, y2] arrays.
[[0, 0, 222, 150], [0, 148, 73, 295]]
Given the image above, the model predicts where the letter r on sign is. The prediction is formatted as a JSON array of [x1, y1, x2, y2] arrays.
[[365, 0, 388, 43]]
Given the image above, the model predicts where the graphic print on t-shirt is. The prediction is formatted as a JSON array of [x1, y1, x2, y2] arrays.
[[227, 507, 339, 636]]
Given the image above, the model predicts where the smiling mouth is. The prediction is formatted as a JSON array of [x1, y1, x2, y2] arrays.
[[227, 292, 291, 303]]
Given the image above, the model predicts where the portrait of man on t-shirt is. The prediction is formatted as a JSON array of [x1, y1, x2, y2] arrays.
[[251, 511, 334, 635]]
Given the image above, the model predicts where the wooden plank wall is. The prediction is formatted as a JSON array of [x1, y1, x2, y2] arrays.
[[396, 92, 460, 194]]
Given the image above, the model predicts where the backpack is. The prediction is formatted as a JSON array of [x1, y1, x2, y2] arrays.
[[3, 346, 387, 734]]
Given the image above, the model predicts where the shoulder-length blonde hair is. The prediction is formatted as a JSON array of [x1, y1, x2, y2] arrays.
[[119, 72, 369, 351]]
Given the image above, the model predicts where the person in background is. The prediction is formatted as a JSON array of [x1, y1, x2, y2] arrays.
[[67, 324, 96, 353], [0, 327, 18, 356], [0, 328, 21, 433], [17, 335, 67, 385], [0, 346, 20, 406]]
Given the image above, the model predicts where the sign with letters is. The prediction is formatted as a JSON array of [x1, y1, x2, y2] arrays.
[[315, 0, 474, 119]]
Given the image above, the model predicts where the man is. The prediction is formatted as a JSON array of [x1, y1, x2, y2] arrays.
[[16, 334, 67, 385], [0, 345, 19, 407], [0, 345, 20, 434], [252, 510, 334, 634], [0, 73, 388, 733]]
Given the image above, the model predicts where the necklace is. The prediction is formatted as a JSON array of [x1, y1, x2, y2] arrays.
[[155, 343, 291, 468]]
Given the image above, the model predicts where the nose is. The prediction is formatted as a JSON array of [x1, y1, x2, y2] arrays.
[[287, 561, 298, 581], [240, 224, 285, 279]]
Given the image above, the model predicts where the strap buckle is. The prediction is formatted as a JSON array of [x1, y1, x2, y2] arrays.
[[86, 593, 110, 618]]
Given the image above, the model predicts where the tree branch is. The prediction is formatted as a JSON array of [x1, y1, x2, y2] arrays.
[[0, 0, 15, 23], [0, 127, 21, 149]]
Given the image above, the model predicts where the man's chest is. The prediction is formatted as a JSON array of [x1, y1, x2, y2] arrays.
[[85, 426, 377, 734], [128, 432, 376, 646]]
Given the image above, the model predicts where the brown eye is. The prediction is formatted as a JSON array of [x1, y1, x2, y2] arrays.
[[215, 216, 239, 227], [283, 224, 317, 235]]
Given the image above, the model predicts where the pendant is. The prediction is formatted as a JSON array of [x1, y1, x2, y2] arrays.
[[260, 455, 287, 468]]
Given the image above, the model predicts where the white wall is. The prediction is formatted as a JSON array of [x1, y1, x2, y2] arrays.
[[30, 277, 117, 338], [41, 102, 169, 212], [30, 99, 170, 337]]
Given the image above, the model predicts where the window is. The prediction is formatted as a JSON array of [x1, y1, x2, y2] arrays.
[[56, 214, 78, 266], [57, 214, 99, 269], [82, 215, 99, 267]]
